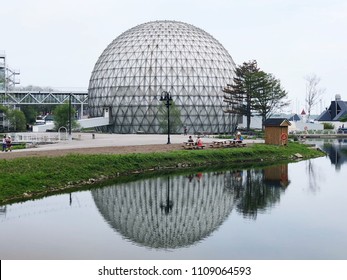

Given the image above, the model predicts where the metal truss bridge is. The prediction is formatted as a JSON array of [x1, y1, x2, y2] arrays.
[[0, 90, 88, 106]]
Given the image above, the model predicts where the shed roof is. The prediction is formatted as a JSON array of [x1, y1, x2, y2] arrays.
[[264, 118, 291, 127]]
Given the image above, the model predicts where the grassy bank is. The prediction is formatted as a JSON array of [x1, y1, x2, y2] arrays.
[[0, 142, 324, 204]]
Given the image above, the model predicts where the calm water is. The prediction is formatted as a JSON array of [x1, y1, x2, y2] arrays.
[[1, 139, 346, 260]]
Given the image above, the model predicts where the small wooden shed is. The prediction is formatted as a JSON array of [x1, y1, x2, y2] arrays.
[[264, 118, 291, 145]]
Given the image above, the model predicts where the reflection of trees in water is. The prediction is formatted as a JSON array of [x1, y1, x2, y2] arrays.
[[306, 160, 321, 193], [92, 165, 289, 249], [302, 139, 347, 192], [224, 166, 289, 219], [0, 206, 6, 215]]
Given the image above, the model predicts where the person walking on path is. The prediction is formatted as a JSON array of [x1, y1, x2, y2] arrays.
[[2, 136, 7, 152], [5, 136, 12, 152]]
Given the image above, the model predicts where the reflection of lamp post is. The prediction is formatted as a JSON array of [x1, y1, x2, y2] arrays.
[[160, 91, 172, 144], [160, 176, 173, 215]]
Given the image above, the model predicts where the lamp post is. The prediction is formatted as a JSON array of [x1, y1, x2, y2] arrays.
[[160, 91, 172, 144], [68, 93, 72, 141]]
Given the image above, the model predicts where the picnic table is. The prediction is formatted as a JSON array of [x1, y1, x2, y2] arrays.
[[182, 142, 205, 150], [209, 140, 247, 148], [209, 140, 227, 148], [229, 140, 247, 147]]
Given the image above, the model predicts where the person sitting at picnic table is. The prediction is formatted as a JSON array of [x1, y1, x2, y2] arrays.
[[187, 135, 194, 143], [234, 131, 243, 142], [196, 136, 203, 147]]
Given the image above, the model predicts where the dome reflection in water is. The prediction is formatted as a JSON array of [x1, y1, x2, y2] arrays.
[[92, 165, 288, 249]]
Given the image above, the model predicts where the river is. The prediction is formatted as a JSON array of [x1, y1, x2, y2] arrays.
[[1, 139, 346, 259]]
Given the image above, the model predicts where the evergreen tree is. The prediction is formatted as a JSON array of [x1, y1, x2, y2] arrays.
[[223, 60, 260, 130], [224, 60, 289, 130], [253, 72, 289, 128]]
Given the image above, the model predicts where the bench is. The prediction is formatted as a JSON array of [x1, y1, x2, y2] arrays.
[[195, 145, 205, 149], [182, 142, 205, 150], [216, 140, 247, 148], [209, 140, 229, 148], [231, 140, 247, 147], [238, 143, 247, 147]]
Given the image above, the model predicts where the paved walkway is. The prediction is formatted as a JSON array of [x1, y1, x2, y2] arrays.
[[10, 133, 264, 153]]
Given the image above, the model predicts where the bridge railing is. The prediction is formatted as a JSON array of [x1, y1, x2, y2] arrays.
[[13, 132, 68, 143], [0, 90, 88, 105]]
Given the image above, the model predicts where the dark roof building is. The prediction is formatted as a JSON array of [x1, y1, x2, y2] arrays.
[[288, 114, 301, 122], [317, 94, 347, 121]]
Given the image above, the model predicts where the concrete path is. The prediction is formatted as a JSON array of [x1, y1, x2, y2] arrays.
[[11, 133, 264, 153]]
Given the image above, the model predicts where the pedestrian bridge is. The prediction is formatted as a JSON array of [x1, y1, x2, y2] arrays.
[[0, 90, 88, 106]]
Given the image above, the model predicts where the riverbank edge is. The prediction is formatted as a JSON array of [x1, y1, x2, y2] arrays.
[[0, 142, 324, 205]]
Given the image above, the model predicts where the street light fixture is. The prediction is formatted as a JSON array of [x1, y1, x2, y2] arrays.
[[68, 93, 72, 141], [160, 91, 172, 144]]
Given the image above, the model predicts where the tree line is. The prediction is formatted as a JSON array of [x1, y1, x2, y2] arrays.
[[0, 103, 78, 133]]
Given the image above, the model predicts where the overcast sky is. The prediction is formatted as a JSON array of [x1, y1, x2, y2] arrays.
[[1, 0, 346, 114]]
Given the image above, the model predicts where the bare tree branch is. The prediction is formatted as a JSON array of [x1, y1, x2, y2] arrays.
[[305, 74, 325, 120]]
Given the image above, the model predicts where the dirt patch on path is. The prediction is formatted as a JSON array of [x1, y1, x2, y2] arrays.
[[0, 144, 185, 159]]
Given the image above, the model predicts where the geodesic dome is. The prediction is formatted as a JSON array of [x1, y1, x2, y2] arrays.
[[88, 20, 236, 134]]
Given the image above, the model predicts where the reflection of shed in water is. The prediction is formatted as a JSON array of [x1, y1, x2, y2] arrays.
[[92, 173, 236, 249], [264, 165, 289, 188]]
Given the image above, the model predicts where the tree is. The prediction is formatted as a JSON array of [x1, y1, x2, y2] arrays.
[[253, 72, 290, 128], [53, 103, 79, 131], [223, 60, 289, 130], [223, 60, 260, 130], [7, 109, 27, 132], [0, 105, 9, 114], [305, 74, 325, 121], [1, 106, 27, 132], [158, 100, 182, 133], [16, 85, 54, 92], [21, 105, 38, 125]]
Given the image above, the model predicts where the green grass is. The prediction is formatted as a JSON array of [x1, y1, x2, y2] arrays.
[[0, 142, 324, 204]]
